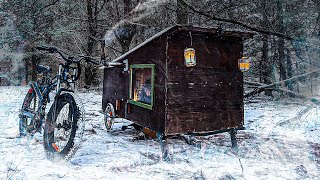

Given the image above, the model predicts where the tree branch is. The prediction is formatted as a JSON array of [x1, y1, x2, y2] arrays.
[[244, 68, 320, 99], [34, 0, 60, 16], [52, 11, 89, 22], [177, 0, 294, 40], [244, 81, 305, 99], [96, 0, 108, 14], [313, 13, 320, 34]]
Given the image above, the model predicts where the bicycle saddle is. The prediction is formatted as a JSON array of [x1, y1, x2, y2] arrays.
[[37, 65, 52, 74]]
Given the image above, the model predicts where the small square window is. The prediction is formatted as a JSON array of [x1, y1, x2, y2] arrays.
[[129, 64, 155, 110]]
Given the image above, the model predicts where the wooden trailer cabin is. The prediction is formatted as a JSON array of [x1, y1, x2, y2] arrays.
[[102, 25, 252, 140]]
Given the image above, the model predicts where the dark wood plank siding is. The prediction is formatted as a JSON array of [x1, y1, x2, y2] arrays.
[[103, 37, 167, 133], [165, 31, 244, 135], [126, 37, 167, 132], [102, 67, 129, 118]]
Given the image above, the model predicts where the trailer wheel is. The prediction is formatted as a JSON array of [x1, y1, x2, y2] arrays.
[[104, 103, 115, 131]]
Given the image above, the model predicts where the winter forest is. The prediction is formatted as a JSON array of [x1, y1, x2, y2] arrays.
[[0, 0, 320, 179]]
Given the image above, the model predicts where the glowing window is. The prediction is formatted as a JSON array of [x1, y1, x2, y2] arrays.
[[129, 64, 155, 110]]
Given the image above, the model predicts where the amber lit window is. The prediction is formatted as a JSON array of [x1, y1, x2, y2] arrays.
[[129, 64, 155, 110]]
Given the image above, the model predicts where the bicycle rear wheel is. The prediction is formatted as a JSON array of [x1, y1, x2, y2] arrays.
[[19, 88, 39, 136], [43, 93, 85, 162]]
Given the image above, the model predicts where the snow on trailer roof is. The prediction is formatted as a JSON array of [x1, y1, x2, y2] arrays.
[[111, 25, 253, 63]]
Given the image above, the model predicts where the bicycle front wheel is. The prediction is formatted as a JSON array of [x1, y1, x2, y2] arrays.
[[43, 93, 85, 162]]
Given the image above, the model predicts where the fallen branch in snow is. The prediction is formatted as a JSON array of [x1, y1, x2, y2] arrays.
[[244, 68, 320, 99], [244, 81, 305, 99], [244, 80, 320, 105], [6, 161, 21, 180], [277, 105, 315, 126], [239, 158, 244, 175], [244, 80, 320, 127]]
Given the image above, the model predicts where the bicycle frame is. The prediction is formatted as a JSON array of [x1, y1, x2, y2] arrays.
[[18, 45, 102, 161], [20, 45, 100, 135], [20, 63, 76, 131]]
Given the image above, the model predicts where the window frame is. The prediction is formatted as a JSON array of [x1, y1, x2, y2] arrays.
[[128, 64, 155, 110]]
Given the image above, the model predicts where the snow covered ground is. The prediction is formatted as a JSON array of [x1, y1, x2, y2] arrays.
[[0, 86, 319, 179]]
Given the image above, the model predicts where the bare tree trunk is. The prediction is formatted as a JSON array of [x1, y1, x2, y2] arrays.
[[85, 0, 98, 87], [312, 0, 320, 35], [260, 0, 272, 96], [261, 34, 273, 96], [278, 38, 286, 81], [286, 48, 293, 91], [24, 59, 29, 84], [124, 0, 131, 14], [31, 53, 39, 82], [177, 0, 188, 24], [291, 40, 305, 93], [277, 1, 286, 82]]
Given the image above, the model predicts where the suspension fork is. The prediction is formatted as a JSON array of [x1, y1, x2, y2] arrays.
[[52, 88, 75, 120], [56, 64, 63, 94], [52, 64, 63, 119], [52, 64, 76, 125]]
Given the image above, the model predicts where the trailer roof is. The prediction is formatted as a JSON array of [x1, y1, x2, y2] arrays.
[[111, 25, 254, 63]]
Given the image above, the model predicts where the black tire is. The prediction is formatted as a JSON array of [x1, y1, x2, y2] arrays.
[[43, 93, 84, 162], [19, 88, 39, 136], [104, 103, 115, 131]]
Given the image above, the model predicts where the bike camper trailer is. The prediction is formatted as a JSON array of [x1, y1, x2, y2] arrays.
[[102, 25, 252, 145]]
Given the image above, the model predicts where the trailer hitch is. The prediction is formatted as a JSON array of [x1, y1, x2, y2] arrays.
[[99, 59, 128, 73]]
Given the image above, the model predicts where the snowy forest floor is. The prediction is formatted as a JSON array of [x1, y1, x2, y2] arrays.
[[0, 86, 319, 180]]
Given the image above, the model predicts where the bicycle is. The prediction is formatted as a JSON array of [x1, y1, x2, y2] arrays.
[[18, 45, 99, 162]]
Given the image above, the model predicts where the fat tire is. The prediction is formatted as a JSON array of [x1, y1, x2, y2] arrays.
[[43, 93, 83, 162]]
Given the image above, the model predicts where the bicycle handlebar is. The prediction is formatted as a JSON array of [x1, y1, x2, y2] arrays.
[[36, 45, 72, 63], [36, 45, 102, 83], [79, 55, 100, 65], [36, 45, 100, 65]]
